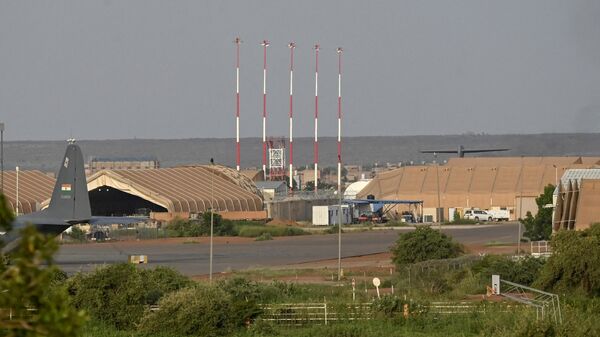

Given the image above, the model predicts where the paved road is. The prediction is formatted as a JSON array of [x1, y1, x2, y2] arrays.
[[55, 223, 519, 276]]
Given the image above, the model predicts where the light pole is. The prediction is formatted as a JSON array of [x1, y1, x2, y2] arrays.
[[0, 122, 4, 195], [552, 165, 558, 187], [209, 158, 214, 283], [434, 153, 441, 230], [517, 156, 523, 255], [15, 166, 19, 215], [337, 47, 343, 282]]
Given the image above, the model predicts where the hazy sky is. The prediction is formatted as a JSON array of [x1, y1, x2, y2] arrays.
[[1, 1, 600, 141]]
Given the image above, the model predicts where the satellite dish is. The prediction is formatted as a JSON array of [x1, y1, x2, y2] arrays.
[[372, 277, 381, 287]]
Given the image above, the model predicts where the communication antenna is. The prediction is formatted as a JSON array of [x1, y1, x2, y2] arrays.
[[234, 37, 242, 171], [261, 40, 270, 180], [288, 42, 296, 191]]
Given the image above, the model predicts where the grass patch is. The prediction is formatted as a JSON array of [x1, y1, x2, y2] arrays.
[[255, 232, 273, 241], [443, 219, 479, 225], [484, 241, 513, 247], [238, 225, 309, 238]]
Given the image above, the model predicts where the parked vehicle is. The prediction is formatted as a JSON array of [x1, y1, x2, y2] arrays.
[[487, 209, 510, 221], [463, 209, 493, 222]]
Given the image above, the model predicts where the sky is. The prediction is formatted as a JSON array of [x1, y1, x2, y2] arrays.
[[1, 0, 599, 141]]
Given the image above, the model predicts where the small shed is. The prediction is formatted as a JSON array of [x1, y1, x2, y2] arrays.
[[256, 181, 288, 201]]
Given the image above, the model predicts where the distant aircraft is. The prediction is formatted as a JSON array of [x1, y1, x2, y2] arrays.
[[1, 141, 144, 253], [421, 145, 510, 158]]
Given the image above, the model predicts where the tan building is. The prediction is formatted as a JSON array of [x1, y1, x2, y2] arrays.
[[1, 170, 55, 214], [358, 157, 600, 221], [85, 165, 265, 221], [553, 169, 600, 231]]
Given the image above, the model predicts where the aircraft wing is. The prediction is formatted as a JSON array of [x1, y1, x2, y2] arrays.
[[461, 148, 510, 153], [420, 150, 459, 154], [88, 216, 149, 225]]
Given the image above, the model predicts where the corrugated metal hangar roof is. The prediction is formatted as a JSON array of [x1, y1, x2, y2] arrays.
[[87, 165, 264, 213], [1, 170, 55, 214]]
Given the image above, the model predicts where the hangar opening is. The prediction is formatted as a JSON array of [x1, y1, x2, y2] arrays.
[[89, 185, 167, 216]]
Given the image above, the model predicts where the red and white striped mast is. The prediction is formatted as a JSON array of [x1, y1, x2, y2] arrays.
[[313, 44, 320, 195], [234, 37, 242, 171], [336, 47, 343, 192], [261, 40, 269, 180], [288, 42, 296, 191]]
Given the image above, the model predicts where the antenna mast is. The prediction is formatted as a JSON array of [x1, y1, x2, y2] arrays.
[[261, 40, 270, 180]]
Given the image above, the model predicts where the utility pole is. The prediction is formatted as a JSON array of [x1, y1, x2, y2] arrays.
[[234, 37, 242, 171], [15, 166, 19, 215], [337, 47, 343, 281], [209, 158, 214, 283], [1, 122, 4, 194], [260, 40, 269, 181]]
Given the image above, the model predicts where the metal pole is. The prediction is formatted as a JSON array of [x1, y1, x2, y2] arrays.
[[435, 153, 441, 230], [314, 44, 319, 195], [0, 122, 4, 194], [288, 42, 295, 192], [261, 40, 269, 181], [234, 37, 241, 171], [337, 47, 343, 281], [209, 158, 214, 283], [15, 166, 19, 215], [518, 156, 523, 255]]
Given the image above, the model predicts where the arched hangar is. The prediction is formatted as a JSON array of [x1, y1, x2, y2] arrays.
[[87, 165, 264, 220]]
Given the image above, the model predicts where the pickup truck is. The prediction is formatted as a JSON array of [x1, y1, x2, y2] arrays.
[[463, 210, 493, 222], [486, 209, 510, 221]]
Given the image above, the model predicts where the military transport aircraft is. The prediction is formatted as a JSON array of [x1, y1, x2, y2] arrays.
[[421, 145, 510, 158], [1, 141, 144, 253]]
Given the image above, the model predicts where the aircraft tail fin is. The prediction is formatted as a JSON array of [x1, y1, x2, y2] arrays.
[[46, 143, 91, 221]]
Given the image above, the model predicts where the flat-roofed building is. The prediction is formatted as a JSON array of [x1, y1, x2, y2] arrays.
[[359, 156, 600, 221]]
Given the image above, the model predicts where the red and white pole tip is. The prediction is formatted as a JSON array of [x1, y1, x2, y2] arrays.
[[336, 47, 343, 54], [261, 40, 270, 47]]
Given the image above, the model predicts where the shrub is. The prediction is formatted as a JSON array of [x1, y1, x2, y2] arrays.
[[391, 226, 463, 267], [67, 263, 191, 329], [139, 285, 241, 336], [237, 226, 308, 238], [535, 223, 600, 296], [0, 224, 86, 337], [471, 255, 545, 287], [66, 225, 87, 242], [255, 232, 273, 241]]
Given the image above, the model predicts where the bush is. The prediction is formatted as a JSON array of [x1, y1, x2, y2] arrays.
[[237, 226, 308, 238], [139, 284, 254, 336], [66, 225, 87, 242], [471, 255, 545, 287], [255, 232, 273, 241], [391, 226, 463, 267], [67, 263, 191, 329], [535, 223, 600, 296], [166, 217, 203, 237]]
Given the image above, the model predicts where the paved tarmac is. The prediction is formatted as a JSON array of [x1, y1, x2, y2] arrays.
[[55, 223, 519, 276]]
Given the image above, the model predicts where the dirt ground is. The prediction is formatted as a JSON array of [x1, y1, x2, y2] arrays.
[[192, 242, 520, 284]]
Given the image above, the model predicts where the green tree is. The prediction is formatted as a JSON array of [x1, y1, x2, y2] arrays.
[[391, 226, 463, 267], [67, 263, 191, 330], [535, 223, 600, 296], [0, 194, 86, 337], [139, 285, 238, 336], [521, 184, 554, 241]]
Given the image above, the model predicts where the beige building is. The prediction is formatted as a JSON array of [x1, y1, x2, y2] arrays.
[[553, 169, 600, 231], [358, 156, 600, 221]]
